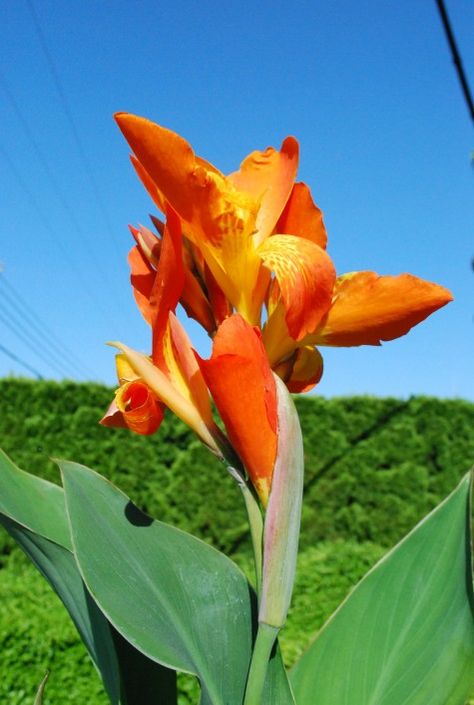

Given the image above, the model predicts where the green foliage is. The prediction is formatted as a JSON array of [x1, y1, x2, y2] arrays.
[[1, 378, 473, 703]]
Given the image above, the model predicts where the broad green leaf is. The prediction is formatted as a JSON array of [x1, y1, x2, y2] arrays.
[[0, 449, 177, 705], [60, 460, 295, 705], [290, 473, 474, 705]]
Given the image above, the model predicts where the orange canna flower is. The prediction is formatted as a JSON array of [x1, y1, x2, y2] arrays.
[[199, 314, 278, 506], [114, 112, 453, 396]]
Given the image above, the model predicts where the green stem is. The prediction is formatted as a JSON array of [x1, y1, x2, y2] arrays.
[[243, 622, 279, 705], [240, 482, 263, 594]]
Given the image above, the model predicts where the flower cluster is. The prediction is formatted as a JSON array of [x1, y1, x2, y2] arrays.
[[101, 113, 452, 504]]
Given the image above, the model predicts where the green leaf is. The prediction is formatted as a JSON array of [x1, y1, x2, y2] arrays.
[[0, 449, 177, 705], [60, 460, 295, 705], [290, 473, 474, 705], [33, 672, 49, 705]]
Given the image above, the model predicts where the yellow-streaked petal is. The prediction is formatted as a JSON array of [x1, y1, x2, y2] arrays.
[[108, 341, 218, 452], [259, 234, 336, 341], [228, 137, 299, 245], [115, 353, 140, 383], [276, 182, 327, 249], [314, 271, 453, 346]]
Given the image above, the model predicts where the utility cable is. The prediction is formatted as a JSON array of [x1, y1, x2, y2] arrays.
[[0, 306, 70, 378], [0, 341, 43, 380], [435, 0, 474, 123], [0, 140, 119, 331], [25, 0, 123, 260], [0, 274, 94, 379]]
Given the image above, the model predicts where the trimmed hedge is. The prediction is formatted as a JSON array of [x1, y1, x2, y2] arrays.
[[1, 379, 473, 557]]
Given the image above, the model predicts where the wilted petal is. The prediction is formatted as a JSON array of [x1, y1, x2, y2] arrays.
[[228, 137, 299, 245], [276, 182, 327, 249], [200, 315, 278, 505], [259, 234, 336, 341], [314, 271, 453, 347]]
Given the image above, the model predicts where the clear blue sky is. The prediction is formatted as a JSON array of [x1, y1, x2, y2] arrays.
[[1, 0, 473, 399]]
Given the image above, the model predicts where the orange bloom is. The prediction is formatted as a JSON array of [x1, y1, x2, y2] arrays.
[[199, 314, 278, 505], [114, 113, 453, 396]]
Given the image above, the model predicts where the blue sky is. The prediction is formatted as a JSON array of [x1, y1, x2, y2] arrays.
[[1, 0, 473, 399]]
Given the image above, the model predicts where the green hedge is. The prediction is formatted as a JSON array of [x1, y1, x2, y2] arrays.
[[1, 379, 473, 557], [1, 378, 473, 703]]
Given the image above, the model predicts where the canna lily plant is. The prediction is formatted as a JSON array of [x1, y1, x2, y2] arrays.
[[0, 114, 473, 705]]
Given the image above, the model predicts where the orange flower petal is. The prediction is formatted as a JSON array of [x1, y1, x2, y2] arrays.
[[130, 155, 167, 214], [315, 271, 453, 346], [149, 208, 185, 366], [276, 182, 327, 249], [115, 113, 199, 223], [128, 244, 155, 325], [100, 380, 164, 435], [259, 234, 336, 341], [200, 315, 277, 504], [285, 346, 324, 393], [228, 137, 299, 245]]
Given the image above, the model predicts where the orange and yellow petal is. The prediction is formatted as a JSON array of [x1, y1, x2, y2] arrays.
[[276, 182, 327, 249], [128, 244, 156, 325], [259, 234, 336, 341], [149, 208, 185, 365], [228, 137, 299, 245], [314, 271, 453, 347], [109, 340, 218, 451], [100, 380, 164, 436], [274, 346, 324, 393], [199, 315, 277, 505]]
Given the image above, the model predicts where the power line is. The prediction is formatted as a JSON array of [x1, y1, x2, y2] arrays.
[[0, 273, 95, 379], [0, 342, 43, 380], [435, 0, 474, 123], [0, 140, 119, 331], [0, 70, 124, 329], [25, 0, 123, 260], [0, 301, 74, 379]]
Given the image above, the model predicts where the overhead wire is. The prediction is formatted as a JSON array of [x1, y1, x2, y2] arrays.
[[25, 0, 124, 260], [435, 0, 474, 123], [0, 69, 124, 329], [0, 273, 95, 379], [0, 341, 43, 380], [0, 140, 117, 330], [0, 304, 70, 379]]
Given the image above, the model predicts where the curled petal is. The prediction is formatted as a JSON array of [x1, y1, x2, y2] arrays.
[[259, 234, 336, 341], [200, 315, 277, 505], [100, 380, 164, 436], [276, 182, 327, 249], [275, 346, 324, 393], [228, 137, 299, 245], [108, 340, 217, 451], [315, 271, 453, 346]]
